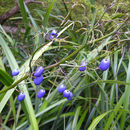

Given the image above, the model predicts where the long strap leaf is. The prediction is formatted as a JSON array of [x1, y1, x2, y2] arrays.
[[0, 34, 39, 130]]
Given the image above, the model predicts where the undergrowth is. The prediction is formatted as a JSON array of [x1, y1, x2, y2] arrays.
[[0, 0, 130, 130]]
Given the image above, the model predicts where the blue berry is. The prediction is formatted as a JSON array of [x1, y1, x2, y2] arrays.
[[34, 66, 44, 77], [18, 92, 25, 101], [67, 92, 73, 101], [58, 84, 66, 93], [99, 59, 110, 71], [12, 69, 19, 76], [79, 62, 88, 71], [50, 30, 57, 36], [37, 89, 46, 98], [50, 35, 54, 40], [50, 30, 58, 40], [34, 75, 43, 85], [63, 90, 70, 98]]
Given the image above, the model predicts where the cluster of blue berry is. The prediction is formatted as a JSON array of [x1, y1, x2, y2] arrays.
[[15, 30, 59, 101], [11, 30, 110, 102], [12, 66, 46, 101], [49, 30, 110, 72], [58, 84, 73, 100], [12, 59, 110, 102], [78, 59, 110, 71], [34, 66, 44, 85], [33, 66, 46, 98]]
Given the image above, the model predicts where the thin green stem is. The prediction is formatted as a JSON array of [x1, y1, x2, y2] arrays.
[[0, 75, 29, 94], [45, 45, 85, 70]]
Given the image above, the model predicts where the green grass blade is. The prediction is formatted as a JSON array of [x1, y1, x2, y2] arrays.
[[111, 112, 122, 129], [36, 99, 67, 118], [0, 34, 39, 130], [40, 112, 74, 127], [0, 69, 14, 86], [0, 25, 14, 46], [16, 99, 67, 129], [1, 125, 11, 130], [0, 57, 6, 102], [24, 4, 38, 30], [82, 0, 96, 45], [110, 47, 118, 109], [84, 96, 101, 129], [10, 96, 16, 126], [76, 107, 89, 130], [120, 55, 130, 129], [0, 35, 19, 69], [104, 56, 130, 129], [88, 111, 111, 130], [18, 0, 29, 29], [97, 80, 130, 85], [0, 34, 19, 112], [0, 58, 15, 128], [0, 88, 15, 113], [43, 0, 55, 27], [72, 106, 81, 130], [90, 0, 95, 13]]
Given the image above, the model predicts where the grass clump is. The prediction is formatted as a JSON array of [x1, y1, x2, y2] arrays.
[[0, 0, 129, 130]]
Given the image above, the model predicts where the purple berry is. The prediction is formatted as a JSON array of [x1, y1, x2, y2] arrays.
[[50, 30, 57, 36], [79, 62, 88, 71], [99, 59, 110, 71], [12, 69, 19, 76], [34, 75, 43, 85], [34, 66, 44, 77], [18, 92, 25, 101], [58, 84, 66, 93], [37, 89, 46, 98], [50, 35, 54, 40], [63, 90, 70, 98], [67, 92, 73, 101], [50, 30, 58, 40]]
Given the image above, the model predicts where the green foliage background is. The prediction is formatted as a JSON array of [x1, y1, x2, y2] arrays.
[[0, 0, 130, 130]]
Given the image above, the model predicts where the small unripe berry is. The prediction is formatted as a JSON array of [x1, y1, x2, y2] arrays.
[[58, 84, 66, 93], [34, 75, 43, 85], [18, 92, 25, 101], [99, 59, 110, 71], [37, 89, 46, 98], [12, 69, 19, 76], [63, 90, 70, 98], [79, 62, 88, 71], [34, 66, 44, 77]]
